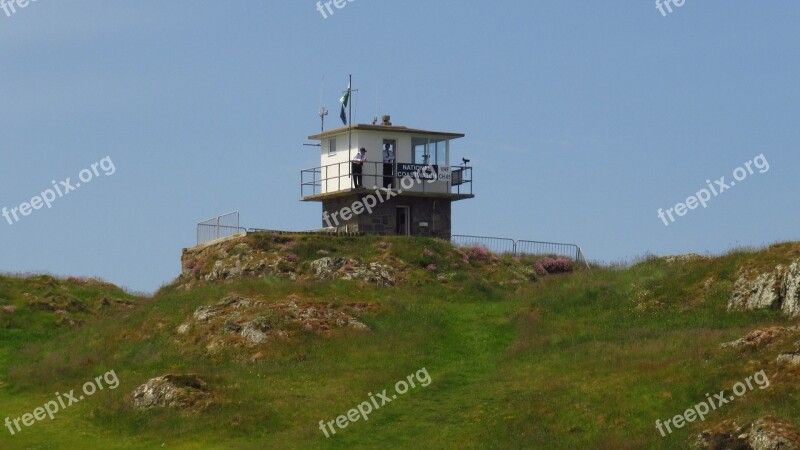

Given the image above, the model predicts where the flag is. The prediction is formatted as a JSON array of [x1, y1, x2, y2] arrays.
[[339, 81, 350, 125]]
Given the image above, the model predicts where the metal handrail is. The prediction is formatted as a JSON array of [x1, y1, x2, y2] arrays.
[[301, 161, 473, 198], [196, 211, 242, 246]]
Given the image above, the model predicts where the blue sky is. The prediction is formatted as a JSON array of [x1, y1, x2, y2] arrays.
[[1, 1, 798, 293]]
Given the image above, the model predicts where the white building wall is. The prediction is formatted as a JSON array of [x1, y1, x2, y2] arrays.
[[315, 130, 453, 195]]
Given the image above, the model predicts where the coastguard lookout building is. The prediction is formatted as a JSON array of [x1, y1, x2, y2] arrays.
[[300, 115, 474, 239]]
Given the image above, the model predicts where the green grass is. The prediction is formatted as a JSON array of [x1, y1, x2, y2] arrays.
[[1, 237, 799, 449]]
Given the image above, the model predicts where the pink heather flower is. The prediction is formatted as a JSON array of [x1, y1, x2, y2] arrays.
[[287, 254, 299, 263], [426, 263, 437, 271], [537, 257, 574, 275], [466, 246, 490, 262]]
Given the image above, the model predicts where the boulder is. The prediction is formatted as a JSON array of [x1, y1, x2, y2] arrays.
[[776, 351, 800, 366], [131, 374, 211, 410]]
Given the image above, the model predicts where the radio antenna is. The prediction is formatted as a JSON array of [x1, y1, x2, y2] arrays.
[[318, 76, 328, 132]]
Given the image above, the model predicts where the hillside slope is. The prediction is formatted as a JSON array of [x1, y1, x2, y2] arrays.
[[2, 235, 800, 449]]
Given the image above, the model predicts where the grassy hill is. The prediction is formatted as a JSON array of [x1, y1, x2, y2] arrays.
[[2, 234, 800, 449]]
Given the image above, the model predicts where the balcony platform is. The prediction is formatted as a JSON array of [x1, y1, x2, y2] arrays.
[[301, 161, 474, 203], [301, 187, 475, 202]]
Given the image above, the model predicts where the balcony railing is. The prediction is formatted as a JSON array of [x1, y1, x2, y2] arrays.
[[300, 161, 473, 198]]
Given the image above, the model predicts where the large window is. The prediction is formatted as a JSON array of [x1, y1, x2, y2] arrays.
[[412, 138, 448, 165]]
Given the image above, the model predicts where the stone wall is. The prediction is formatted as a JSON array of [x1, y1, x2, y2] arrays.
[[322, 194, 452, 239]]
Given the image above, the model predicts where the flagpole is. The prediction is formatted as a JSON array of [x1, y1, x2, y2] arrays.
[[348, 74, 353, 164]]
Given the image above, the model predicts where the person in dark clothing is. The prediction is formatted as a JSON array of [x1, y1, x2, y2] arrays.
[[352, 148, 366, 188], [382, 143, 395, 188]]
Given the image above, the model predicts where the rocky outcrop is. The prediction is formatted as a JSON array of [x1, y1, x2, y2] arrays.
[[696, 417, 800, 449], [720, 326, 800, 350], [310, 257, 396, 286], [728, 259, 800, 317], [781, 261, 800, 317], [132, 374, 211, 410], [663, 253, 710, 264], [749, 418, 800, 450], [180, 237, 399, 288], [176, 295, 372, 354]]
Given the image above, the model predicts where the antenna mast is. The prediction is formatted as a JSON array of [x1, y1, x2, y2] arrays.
[[318, 76, 327, 132]]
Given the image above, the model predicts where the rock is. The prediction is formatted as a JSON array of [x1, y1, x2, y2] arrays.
[[749, 417, 800, 450], [131, 374, 211, 410], [730, 271, 782, 311], [696, 418, 800, 450], [777, 351, 800, 366], [240, 317, 271, 345], [224, 314, 242, 333], [729, 259, 800, 317], [721, 326, 797, 349], [664, 253, 710, 264], [311, 257, 396, 286], [781, 261, 800, 317], [179, 295, 373, 354], [695, 420, 750, 449], [193, 306, 217, 322]]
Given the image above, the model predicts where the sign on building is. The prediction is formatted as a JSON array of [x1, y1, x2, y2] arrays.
[[397, 164, 451, 181]]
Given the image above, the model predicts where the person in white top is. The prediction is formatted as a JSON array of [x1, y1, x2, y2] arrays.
[[382, 143, 395, 188], [352, 148, 367, 188]]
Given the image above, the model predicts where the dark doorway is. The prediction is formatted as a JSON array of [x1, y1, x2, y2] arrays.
[[396, 206, 410, 236]]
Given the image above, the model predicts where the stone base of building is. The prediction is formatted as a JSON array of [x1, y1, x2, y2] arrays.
[[322, 194, 451, 239]]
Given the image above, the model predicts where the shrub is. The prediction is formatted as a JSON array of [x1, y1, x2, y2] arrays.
[[464, 246, 490, 262], [539, 257, 574, 275]]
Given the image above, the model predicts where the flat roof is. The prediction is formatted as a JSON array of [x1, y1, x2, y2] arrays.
[[308, 124, 465, 141]]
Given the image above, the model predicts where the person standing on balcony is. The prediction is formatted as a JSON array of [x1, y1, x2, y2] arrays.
[[382, 143, 395, 188], [352, 147, 366, 188]]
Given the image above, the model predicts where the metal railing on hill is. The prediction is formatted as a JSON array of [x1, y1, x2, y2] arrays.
[[195, 220, 589, 270], [196, 211, 246, 246], [451, 234, 590, 269]]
